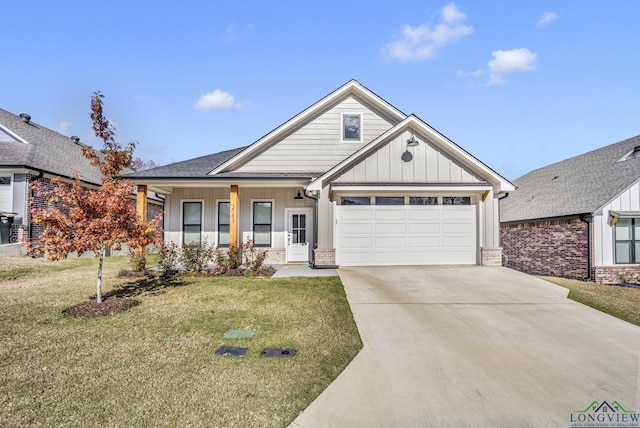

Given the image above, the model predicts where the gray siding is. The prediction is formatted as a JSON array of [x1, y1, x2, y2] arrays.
[[237, 95, 398, 173], [333, 130, 485, 184]]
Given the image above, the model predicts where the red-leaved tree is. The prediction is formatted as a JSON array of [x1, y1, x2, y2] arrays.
[[30, 91, 162, 303]]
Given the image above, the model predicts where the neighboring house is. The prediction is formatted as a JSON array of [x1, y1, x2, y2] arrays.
[[128, 80, 514, 267], [0, 108, 162, 255], [500, 135, 640, 283]]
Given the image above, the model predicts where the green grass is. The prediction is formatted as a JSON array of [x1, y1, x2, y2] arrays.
[[540, 276, 640, 327], [0, 256, 362, 427]]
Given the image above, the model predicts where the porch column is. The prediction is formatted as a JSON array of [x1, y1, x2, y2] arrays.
[[230, 184, 239, 247], [136, 185, 148, 222]]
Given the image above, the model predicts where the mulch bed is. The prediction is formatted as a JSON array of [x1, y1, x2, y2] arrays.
[[62, 298, 140, 317]]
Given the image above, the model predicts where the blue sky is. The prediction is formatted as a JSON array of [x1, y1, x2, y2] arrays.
[[3, 1, 639, 180]]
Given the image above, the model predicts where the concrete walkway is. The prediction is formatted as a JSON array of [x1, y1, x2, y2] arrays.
[[290, 266, 640, 427], [271, 264, 338, 278]]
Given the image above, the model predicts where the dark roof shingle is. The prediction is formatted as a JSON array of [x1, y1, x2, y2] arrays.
[[0, 108, 103, 184], [500, 135, 640, 222]]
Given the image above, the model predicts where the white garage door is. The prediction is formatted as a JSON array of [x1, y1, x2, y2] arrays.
[[335, 205, 476, 266]]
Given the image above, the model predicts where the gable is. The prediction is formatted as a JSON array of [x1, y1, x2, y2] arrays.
[[235, 94, 399, 174], [332, 127, 484, 184], [308, 115, 514, 193]]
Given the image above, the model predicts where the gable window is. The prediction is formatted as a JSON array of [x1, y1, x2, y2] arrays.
[[340, 196, 370, 205], [443, 196, 471, 205], [342, 114, 362, 142], [183, 201, 202, 244], [615, 218, 640, 264], [375, 197, 404, 205], [410, 197, 438, 205], [218, 201, 230, 246], [253, 201, 272, 247]]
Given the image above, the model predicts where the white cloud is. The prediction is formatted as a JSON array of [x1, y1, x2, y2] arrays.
[[488, 48, 537, 85], [381, 2, 473, 61], [537, 12, 559, 27], [59, 121, 71, 134], [195, 89, 236, 111]]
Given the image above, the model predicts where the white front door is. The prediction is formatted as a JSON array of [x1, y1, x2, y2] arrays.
[[286, 209, 312, 263]]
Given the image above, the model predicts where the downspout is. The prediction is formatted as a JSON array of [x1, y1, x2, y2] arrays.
[[579, 214, 593, 281]]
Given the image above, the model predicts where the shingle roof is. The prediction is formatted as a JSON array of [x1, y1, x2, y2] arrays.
[[0, 108, 103, 185], [125, 147, 247, 178], [500, 135, 640, 223]]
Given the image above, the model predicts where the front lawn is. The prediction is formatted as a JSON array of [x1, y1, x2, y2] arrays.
[[540, 276, 640, 327], [0, 256, 362, 427]]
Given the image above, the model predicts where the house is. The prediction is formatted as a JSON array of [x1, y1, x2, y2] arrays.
[[128, 80, 514, 267], [500, 135, 640, 283], [0, 108, 162, 255]]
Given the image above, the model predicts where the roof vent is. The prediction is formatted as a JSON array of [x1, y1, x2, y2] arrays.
[[71, 136, 80, 144], [618, 145, 640, 162], [551, 175, 560, 180], [19, 113, 31, 124]]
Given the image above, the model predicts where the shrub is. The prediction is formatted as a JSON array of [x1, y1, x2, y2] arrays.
[[180, 239, 213, 272], [159, 241, 179, 274]]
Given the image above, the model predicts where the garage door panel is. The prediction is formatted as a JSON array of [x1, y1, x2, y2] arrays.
[[442, 222, 474, 233], [408, 209, 440, 220], [342, 223, 374, 234], [341, 236, 374, 248], [408, 223, 440, 234], [336, 205, 476, 266], [340, 209, 373, 220], [375, 210, 406, 220], [375, 223, 406, 234], [375, 236, 406, 247]]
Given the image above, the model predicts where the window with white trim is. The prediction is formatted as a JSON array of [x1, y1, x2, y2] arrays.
[[182, 201, 202, 244], [615, 218, 640, 264], [342, 113, 362, 142], [253, 201, 272, 247], [217, 201, 230, 246]]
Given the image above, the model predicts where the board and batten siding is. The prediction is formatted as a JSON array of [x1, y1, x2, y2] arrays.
[[164, 187, 314, 248], [236, 95, 398, 173], [593, 180, 640, 266], [333, 130, 485, 184]]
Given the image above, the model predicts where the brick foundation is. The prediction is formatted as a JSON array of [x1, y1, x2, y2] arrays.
[[500, 217, 590, 280], [593, 265, 640, 284], [314, 248, 336, 266], [481, 247, 503, 266], [264, 248, 286, 265]]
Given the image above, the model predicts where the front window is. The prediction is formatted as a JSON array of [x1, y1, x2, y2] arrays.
[[615, 218, 640, 264], [183, 201, 202, 244], [218, 202, 230, 246], [253, 201, 272, 247]]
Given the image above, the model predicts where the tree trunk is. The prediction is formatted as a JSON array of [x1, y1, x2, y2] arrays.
[[96, 249, 105, 303]]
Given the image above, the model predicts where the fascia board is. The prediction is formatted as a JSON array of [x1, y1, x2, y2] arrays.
[[0, 124, 30, 144]]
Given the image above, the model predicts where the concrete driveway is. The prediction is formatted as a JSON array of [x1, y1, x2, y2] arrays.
[[290, 266, 640, 427]]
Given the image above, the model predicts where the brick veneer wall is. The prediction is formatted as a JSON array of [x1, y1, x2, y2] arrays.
[[500, 217, 589, 280], [593, 265, 640, 284], [314, 248, 336, 266]]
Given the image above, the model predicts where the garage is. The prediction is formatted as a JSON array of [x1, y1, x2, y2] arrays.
[[335, 202, 476, 266]]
